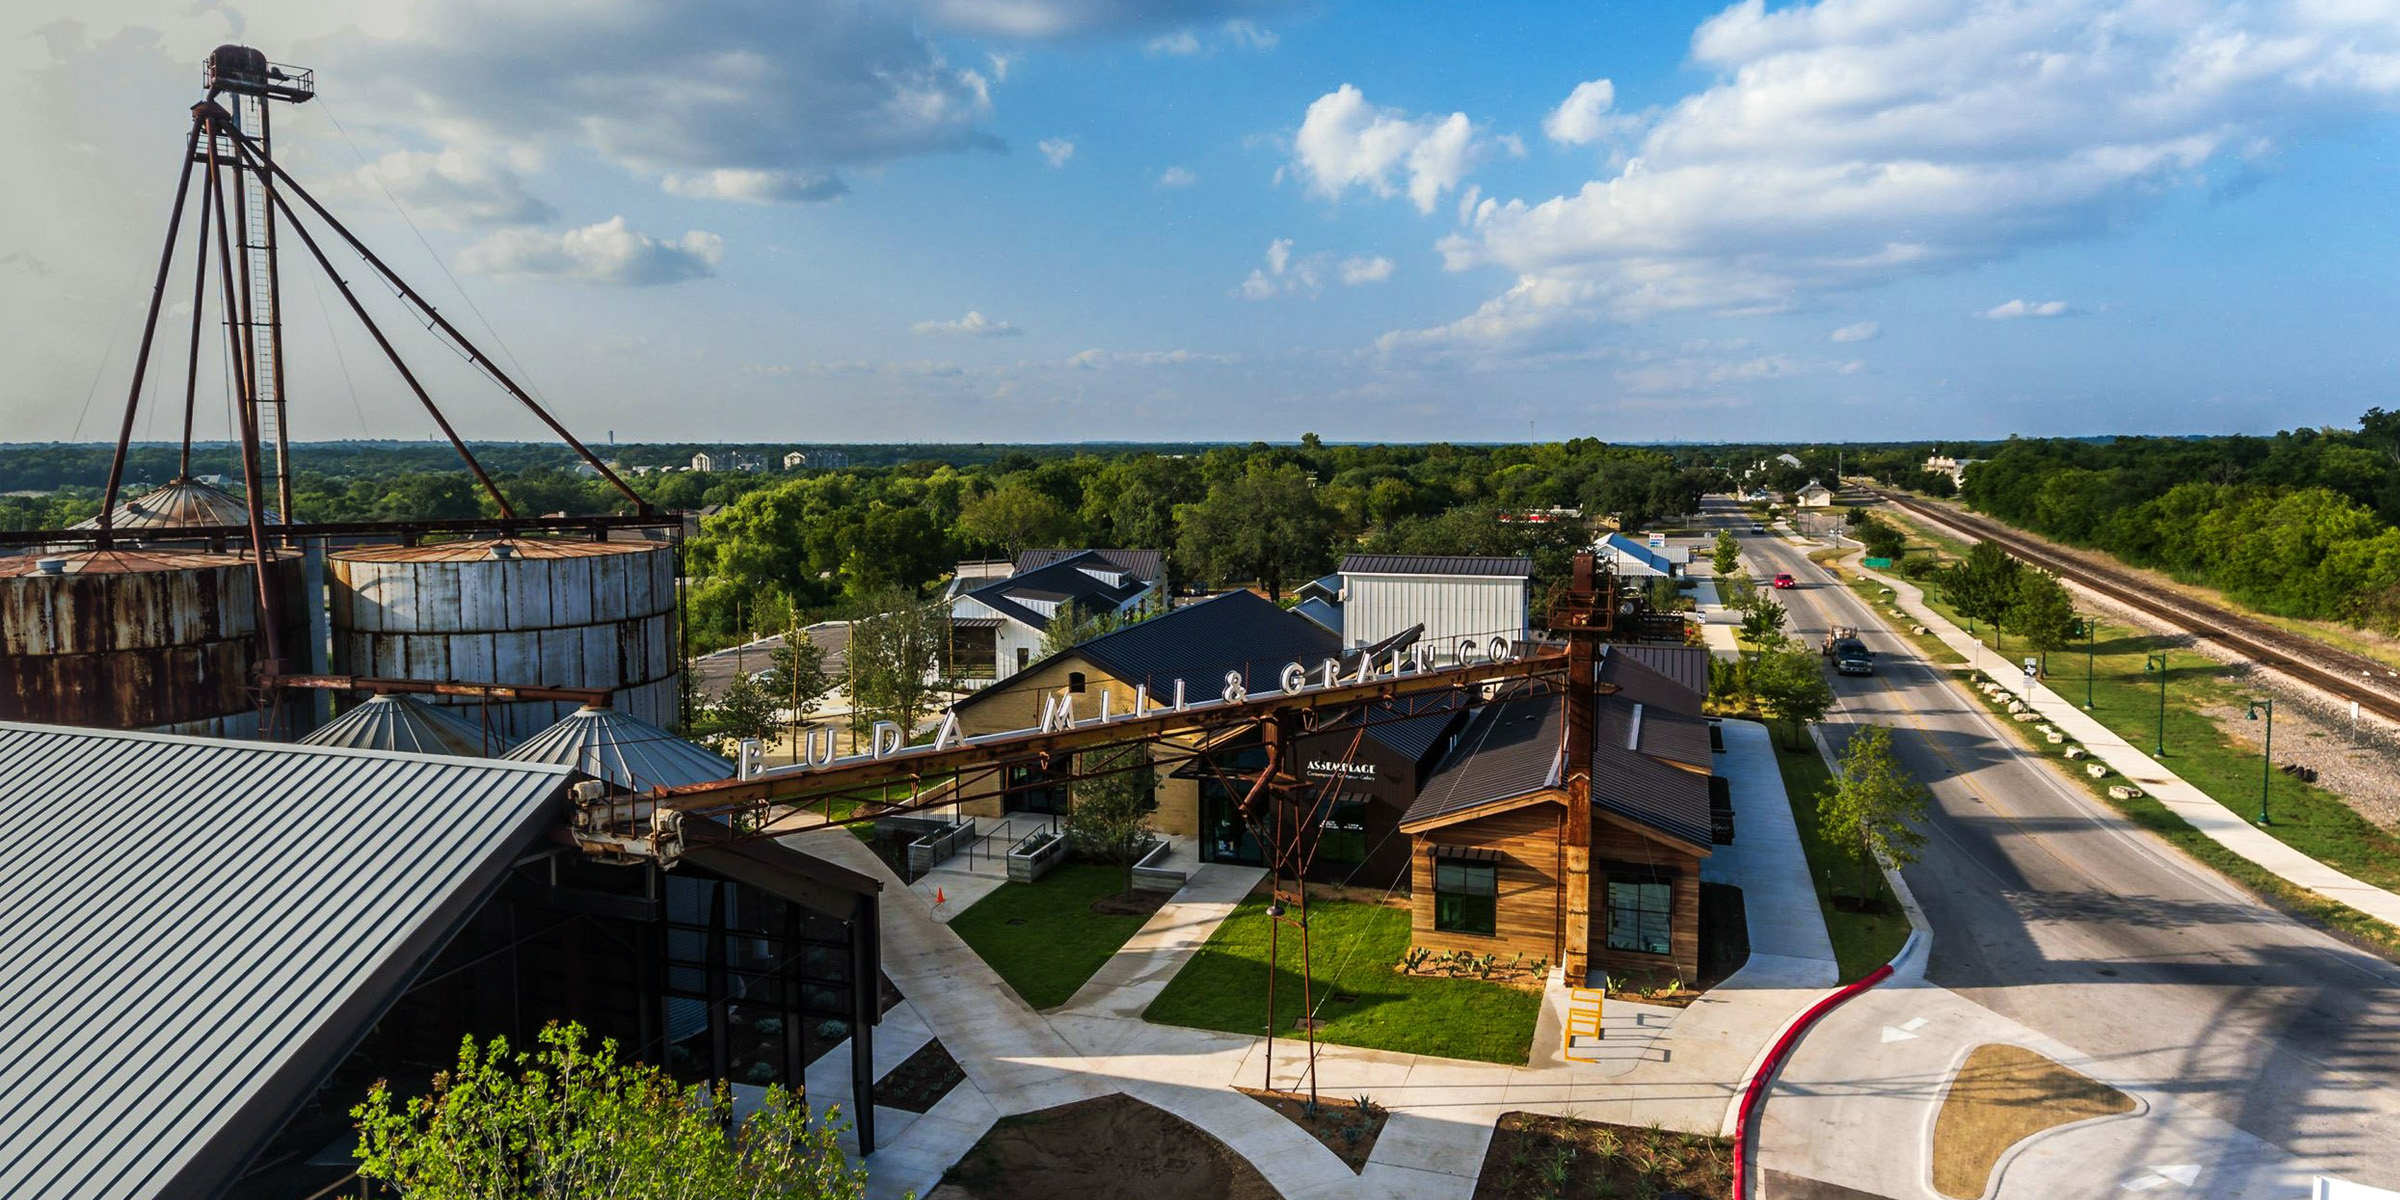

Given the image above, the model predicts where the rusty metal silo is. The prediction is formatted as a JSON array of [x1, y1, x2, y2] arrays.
[[327, 538, 679, 743], [0, 548, 307, 734]]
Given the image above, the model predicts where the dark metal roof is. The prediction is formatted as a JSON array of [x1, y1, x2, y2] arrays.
[[1363, 701, 1468, 763], [960, 551, 1150, 632], [1593, 737, 1714, 849], [1073, 589, 1341, 695], [1340, 554, 1533, 578], [1016, 547, 1166, 584], [1602, 644, 1711, 703], [1403, 695, 1562, 827], [1293, 596, 1343, 637], [1296, 571, 1343, 601], [1599, 694, 1712, 771], [0, 723, 573, 1200]]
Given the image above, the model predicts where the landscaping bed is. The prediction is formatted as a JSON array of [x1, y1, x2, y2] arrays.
[[1472, 1112, 1731, 1200], [1233, 1088, 1386, 1172], [934, 1094, 1277, 1200], [875, 1037, 965, 1113], [948, 864, 1167, 1009], [1931, 1044, 2132, 1200], [1144, 895, 1542, 1063], [1764, 723, 1911, 981]]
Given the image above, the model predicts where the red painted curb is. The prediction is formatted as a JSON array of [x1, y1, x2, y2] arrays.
[[1731, 964, 1895, 1199]]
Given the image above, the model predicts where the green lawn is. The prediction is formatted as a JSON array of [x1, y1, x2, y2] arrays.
[[1143, 896, 1542, 1063], [1769, 731, 1914, 982], [947, 864, 1157, 1010]]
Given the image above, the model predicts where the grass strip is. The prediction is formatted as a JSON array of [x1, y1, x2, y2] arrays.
[[947, 863, 1160, 1009], [1764, 727, 1913, 982]]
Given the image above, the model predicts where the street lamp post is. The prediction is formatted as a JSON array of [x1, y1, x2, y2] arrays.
[[2246, 698, 2274, 826], [2143, 652, 2170, 756], [2082, 617, 2096, 711]]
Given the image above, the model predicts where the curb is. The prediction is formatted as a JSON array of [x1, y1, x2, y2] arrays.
[[1729, 963, 1897, 1200]]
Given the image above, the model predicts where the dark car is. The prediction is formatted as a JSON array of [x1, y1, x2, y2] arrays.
[[1831, 637, 1874, 675], [1772, 572, 1796, 589]]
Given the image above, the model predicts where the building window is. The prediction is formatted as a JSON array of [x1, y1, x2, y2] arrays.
[[1015, 647, 1031, 673], [1606, 879, 1673, 955], [1314, 797, 1369, 865], [1433, 860, 1497, 936]]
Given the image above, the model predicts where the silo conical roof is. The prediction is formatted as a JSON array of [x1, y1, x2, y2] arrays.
[[504, 705, 733, 790], [297, 693, 499, 757], [72, 477, 279, 531]]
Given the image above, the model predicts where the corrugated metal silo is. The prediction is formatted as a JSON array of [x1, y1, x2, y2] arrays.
[[327, 538, 680, 742], [70, 477, 279, 532], [0, 548, 308, 734]]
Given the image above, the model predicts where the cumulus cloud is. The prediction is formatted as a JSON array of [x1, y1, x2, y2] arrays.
[[1340, 255, 1397, 285], [457, 217, 723, 285], [1293, 84, 1483, 214], [1541, 79, 1620, 146], [331, 0, 1001, 206], [913, 310, 1024, 336], [1430, 0, 2400, 327], [1830, 320, 1880, 342], [1146, 18, 1280, 54], [354, 148, 555, 226], [662, 168, 847, 204], [1158, 165, 1199, 187], [1065, 347, 1236, 368], [1977, 299, 2071, 320], [1039, 138, 1077, 167]]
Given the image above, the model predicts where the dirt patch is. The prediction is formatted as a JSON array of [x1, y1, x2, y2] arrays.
[[875, 1037, 964, 1114], [1931, 1043, 2135, 1199], [1232, 1088, 1386, 1172], [1090, 888, 1172, 918], [933, 1093, 1281, 1200], [1473, 1112, 1731, 1199], [1397, 947, 1552, 990]]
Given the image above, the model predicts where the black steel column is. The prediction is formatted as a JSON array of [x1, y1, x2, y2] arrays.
[[849, 891, 879, 1154]]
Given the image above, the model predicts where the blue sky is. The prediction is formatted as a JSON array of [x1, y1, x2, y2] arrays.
[[5, 0, 2398, 446]]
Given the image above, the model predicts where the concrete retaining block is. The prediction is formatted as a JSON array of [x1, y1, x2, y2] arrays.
[[2109, 785, 2144, 800], [2086, 763, 2110, 779], [2065, 746, 2086, 759]]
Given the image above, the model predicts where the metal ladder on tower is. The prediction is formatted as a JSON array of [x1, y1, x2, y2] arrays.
[[236, 93, 287, 516]]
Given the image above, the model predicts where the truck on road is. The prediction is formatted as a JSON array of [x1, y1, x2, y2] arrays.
[[1821, 626, 1875, 675]]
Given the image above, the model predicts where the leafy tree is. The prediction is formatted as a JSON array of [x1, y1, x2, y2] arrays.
[[1717, 572, 1758, 614], [846, 589, 949, 739], [768, 630, 835, 726], [1175, 463, 1333, 600], [1752, 648, 1833, 750], [1037, 604, 1139, 658], [691, 673, 781, 758], [958, 480, 1081, 559], [1644, 574, 1682, 614], [350, 1022, 871, 1200], [1739, 595, 1790, 650], [2008, 569, 2080, 670], [1712, 530, 1741, 578], [1945, 540, 2023, 636], [1065, 744, 1157, 895], [1818, 725, 1931, 897]]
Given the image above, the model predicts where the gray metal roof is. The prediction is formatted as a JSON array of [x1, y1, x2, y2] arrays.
[[505, 705, 733, 790], [960, 551, 1150, 632], [0, 723, 573, 1200], [1293, 596, 1344, 637], [1402, 695, 1563, 828], [1593, 736, 1714, 849], [298, 693, 501, 757], [1600, 694, 1712, 771], [70, 477, 279, 531], [1016, 547, 1166, 584], [1603, 644, 1711, 702], [1340, 554, 1533, 578]]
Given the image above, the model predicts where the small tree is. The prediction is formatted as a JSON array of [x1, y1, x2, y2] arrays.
[[1753, 648, 1834, 750], [1644, 574, 1682, 614], [1739, 595, 1790, 651], [351, 1022, 871, 1200], [847, 589, 949, 740], [1818, 725, 1931, 898], [768, 628, 834, 726], [1065, 743, 1156, 895], [692, 672, 781, 758], [1717, 572, 1758, 614], [1038, 605, 1129, 659], [2009, 569, 2079, 672], [1946, 541, 2023, 639], [1712, 529, 1741, 577]]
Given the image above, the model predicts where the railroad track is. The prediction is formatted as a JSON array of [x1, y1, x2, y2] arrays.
[[1865, 487, 2400, 726]]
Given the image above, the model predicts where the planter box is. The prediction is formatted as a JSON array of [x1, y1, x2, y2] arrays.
[[906, 821, 974, 877], [1128, 839, 1186, 893], [1006, 829, 1069, 883]]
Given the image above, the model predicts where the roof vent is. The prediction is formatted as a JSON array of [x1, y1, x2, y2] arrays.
[[489, 543, 516, 561], [34, 557, 67, 576]]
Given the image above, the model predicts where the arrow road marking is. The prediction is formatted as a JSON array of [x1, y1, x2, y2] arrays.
[[1880, 1017, 1929, 1043], [2120, 1165, 2202, 1191]]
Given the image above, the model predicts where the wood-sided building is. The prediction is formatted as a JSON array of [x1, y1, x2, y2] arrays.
[[1397, 645, 1722, 983]]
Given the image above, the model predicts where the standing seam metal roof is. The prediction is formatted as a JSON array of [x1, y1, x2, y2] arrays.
[[1602, 644, 1711, 701], [960, 551, 1150, 632], [0, 723, 573, 1200], [504, 705, 733, 789], [1015, 548, 1166, 584], [1402, 695, 1563, 827], [1339, 554, 1534, 578], [298, 693, 502, 757]]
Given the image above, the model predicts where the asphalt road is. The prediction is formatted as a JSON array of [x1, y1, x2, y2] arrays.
[[1717, 499, 2400, 1187]]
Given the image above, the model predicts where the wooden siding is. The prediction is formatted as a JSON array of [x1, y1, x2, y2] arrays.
[[1587, 817, 1705, 982], [1408, 801, 1566, 962]]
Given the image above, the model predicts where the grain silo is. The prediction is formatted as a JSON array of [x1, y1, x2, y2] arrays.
[[506, 704, 732, 791], [71, 477, 278, 533], [328, 538, 679, 743], [0, 548, 307, 735], [298, 692, 501, 757]]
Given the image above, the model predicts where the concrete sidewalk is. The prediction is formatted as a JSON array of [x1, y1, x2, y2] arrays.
[[1854, 554, 2400, 931]]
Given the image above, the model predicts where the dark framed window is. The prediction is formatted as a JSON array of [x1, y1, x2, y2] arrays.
[[1606, 879, 1673, 955], [1433, 860, 1497, 935], [1314, 797, 1370, 864]]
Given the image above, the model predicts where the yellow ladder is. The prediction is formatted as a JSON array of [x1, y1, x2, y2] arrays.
[[1563, 987, 1605, 1062]]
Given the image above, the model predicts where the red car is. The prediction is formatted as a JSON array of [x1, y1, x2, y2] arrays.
[[1772, 572, 1797, 589]]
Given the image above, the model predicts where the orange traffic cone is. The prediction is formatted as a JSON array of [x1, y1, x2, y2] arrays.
[[934, 887, 947, 906]]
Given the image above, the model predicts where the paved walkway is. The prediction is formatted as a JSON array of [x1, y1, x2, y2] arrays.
[[779, 717, 1844, 1200], [1851, 553, 2400, 931]]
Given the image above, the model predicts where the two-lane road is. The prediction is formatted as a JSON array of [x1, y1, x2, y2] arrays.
[[1717, 500, 2400, 1188]]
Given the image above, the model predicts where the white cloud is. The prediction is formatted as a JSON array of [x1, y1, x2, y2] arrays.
[[1158, 165, 1199, 187], [1065, 348, 1236, 369], [1147, 29, 1203, 54], [1376, 274, 1603, 358], [920, 1, 1292, 38], [1222, 20, 1279, 50], [913, 310, 1024, 337], [353, 148, 555, 226], [1144, 17, 1279, 54], [456, 217, 723, 286], [1541, 79, 1620, 146], [1265, 238, 1294, 276], [1340, 255, 1397, 285], [662, 168, 846, 204], [1434, 0, 2400, 325], [1039, 138, 1077, 167], [1830, 320, 1881, 342], [1977, 299, 2071, 320], [1292, 84, 1484, 215]]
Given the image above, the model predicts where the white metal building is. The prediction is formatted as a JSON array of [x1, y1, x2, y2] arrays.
[[1337, 554, 1532, 658]]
